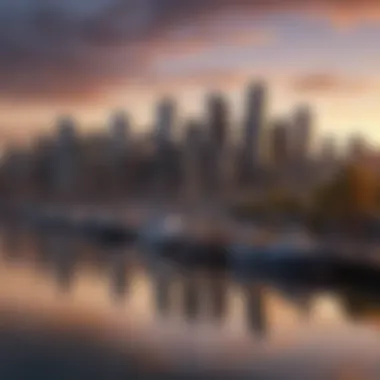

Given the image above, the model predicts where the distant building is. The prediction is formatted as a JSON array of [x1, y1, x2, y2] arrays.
[[109, 110, 130, 158], [347, 134, 368, 161], [183, 120, 204, 204], [53, 116, 79, 199], [293, 105, 313, 162], [320, 136, 337, 164], [205, 93, 230, 202], [243, 82, 266, 169], [56, 116, 77, 149], [315, 136, 340, 185], [185, 120, 204, 150], [152, 98, 177, 199], [3, 147, 33, 199], [207, 93, 229, 152], [32, 136, 56, 199], [108, 111, 131, 199], [155, 98, 176, 147], [270, 118, 291, 167]]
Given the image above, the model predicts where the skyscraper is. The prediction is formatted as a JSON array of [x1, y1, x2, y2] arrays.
[[153, 98, 177, 200], [317, 136, 339, 184], [54, 116, 78, 199], [183, 120, 204, 205], [243, 82, 266, 168], [347, 134, 368, 161], [207, 92, 229, 151], [155, 97, 176, 147], [56, 116, 76, 149], [293, 105, 313, 162], [109, 110, 130, 156], [270, 118, 291, 167], [320, 136, 337, 163], [205, 93, 230, 203]]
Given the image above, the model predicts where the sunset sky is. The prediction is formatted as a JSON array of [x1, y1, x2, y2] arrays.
[[2, 0, 380, 146]]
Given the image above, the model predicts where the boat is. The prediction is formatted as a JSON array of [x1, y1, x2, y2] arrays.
[[79, 213, 138, 246]]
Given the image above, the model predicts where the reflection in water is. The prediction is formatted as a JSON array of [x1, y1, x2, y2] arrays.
[[182, 274, 202, 322], [154, 270, 173, 318], [3, 227, 380, 335], [245, 284, 267, 338], [109, 251, 130, 302], [1, 228, 380, 378], [295, 293, 313, 320], [31, 233, 46, 267], [50, 235, 77, 292], [279, 286, 313, 320], [208, 275, 228, 323], [2, 226, 22, 261]]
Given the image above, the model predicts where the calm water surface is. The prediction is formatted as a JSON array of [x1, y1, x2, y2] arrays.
[[1, 226, 380, 379]]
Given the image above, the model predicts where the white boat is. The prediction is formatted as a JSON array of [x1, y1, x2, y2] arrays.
[[228, 231, 318, 270], [138, 214, 187, 251]]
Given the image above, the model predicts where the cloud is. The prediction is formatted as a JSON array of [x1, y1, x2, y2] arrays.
[[290, 73, 375, 94], [0, 0, 379, 103]]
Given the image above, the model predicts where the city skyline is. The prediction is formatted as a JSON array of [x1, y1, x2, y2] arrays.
[[0, 1, 380, 145], [2, 81, 374, 159]]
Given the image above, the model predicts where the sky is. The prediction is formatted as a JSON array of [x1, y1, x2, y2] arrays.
[[1, 0, 380, 146]]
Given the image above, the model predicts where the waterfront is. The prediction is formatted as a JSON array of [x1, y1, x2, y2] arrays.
[[0, 227, 380, 379]]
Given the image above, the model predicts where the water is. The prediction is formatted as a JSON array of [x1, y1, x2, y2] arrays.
[[1, 226, 380, 379]]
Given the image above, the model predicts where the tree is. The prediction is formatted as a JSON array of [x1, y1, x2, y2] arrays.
[[311, 163, 379, 233]]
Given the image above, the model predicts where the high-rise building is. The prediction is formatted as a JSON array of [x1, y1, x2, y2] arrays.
[[207, 93, 229, 151], [185, 121, 203, 147], [293, 105, 313, 161], [347, 134, 368, 161], [183, 120, 204, 206], [54, 116, 78, 198], [270, 119, 291, 167], [155, 97, 176, 147], [109, 110, 130, 156], [56, 116, 76, 149], [243, 82, 266, 168], [205, 93, 230, 203], [320, 136, 337, 163], [317, 136, 339, 185], [152, 98, 177, 199]]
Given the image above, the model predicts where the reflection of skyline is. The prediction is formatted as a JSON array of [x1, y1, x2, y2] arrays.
[[109, 252, 130, 301], [208, 276, 228, 323], [154, 271, 173, 318], [245, 284, 267, 338], [2, 226, 23, 261], [50, 235, 77, 293], [4, 228, 380, 337], [182, 275, 202, 322]]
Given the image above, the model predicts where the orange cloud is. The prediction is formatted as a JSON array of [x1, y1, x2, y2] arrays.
[[1, 0, 380, 103], [147, 28, 275, 61], [290, 73, 377, 94]]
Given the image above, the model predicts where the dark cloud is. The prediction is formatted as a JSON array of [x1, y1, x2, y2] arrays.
[[0, 0, 379, 103]]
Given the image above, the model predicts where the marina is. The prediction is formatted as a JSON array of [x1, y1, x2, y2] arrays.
[[0, 226, 379, 378], [3, 203, 380, 290]]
